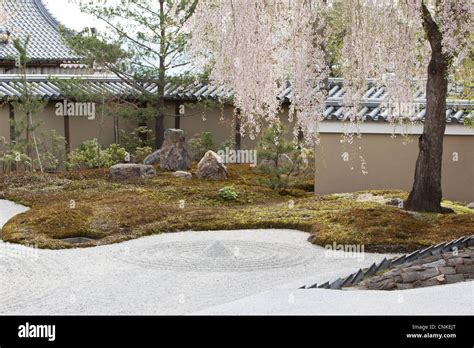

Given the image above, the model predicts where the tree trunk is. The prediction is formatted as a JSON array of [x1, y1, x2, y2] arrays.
[[405, 3, 449, 213], [155, 0, 166, 150], [154, 94, 165, 149]]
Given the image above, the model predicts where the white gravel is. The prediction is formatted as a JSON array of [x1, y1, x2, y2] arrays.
[[1, 200, 472, 315], [0, 199, 29, 232]]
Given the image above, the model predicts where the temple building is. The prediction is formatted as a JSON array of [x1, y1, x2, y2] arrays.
[[0, 0, 473, 201]]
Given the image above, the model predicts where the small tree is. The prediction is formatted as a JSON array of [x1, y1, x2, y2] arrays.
[[257, 124, 314, 189], [71, 0, 198, 149], [10, 37, 47, 172]]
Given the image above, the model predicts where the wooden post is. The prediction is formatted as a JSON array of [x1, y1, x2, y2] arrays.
[[8, 102, 15, 144], [235, 110, 241, 150], [174, 100, 181, 129], [114, 115, 120, 144], [9, 102, 16, 172], [64, 114, 71, 155]]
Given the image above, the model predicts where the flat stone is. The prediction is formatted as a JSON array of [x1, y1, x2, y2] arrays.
[[413, 274, 445, 288], [413, 254, 443, 264], [414, 267, 440, 281], [61, 237, 94, 244], [396, 283, 414, 290], [384, 269, 401, 277], [438, 266, 456, 275], [445, 274, 465, 284], [385, 198, 403, 207], [455, 251, 472, 258], [405, 265, 425, 272], [367, 278, 397, 290], [109, 163, 156, 181], [463, 259, 473, 265], [421, 259, 446, 268], [400, 270, 418, 283], [173, 171, 192, 179], [259, 159, 276, 170], [394, 261, 414, 269], [455, 264, 474, 274], [446, 257, 464, 266], [393, 275, 402, 283]]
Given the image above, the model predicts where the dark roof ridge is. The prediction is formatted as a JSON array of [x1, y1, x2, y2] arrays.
[[33, 0, 62, 29]]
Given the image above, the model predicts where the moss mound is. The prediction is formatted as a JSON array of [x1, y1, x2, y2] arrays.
[[1, 165, 473, 251]]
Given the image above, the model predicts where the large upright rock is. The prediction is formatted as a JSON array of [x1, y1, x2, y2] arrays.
[[109, 163, 156, 181], [196, 151, 228, 180], [159, 129, 192, 171]]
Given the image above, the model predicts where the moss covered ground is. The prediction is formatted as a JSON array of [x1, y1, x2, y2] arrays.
[[1, 164, 473, 252]]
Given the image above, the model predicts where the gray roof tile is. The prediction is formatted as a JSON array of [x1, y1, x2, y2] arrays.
[[0, 75, 472, 124], [0, 0, 80, 62]]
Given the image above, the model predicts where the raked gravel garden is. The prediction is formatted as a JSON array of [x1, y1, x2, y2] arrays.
[[0, 162, 473, 314], [0, 130, 473, 315], [1, 211, 472, 315]]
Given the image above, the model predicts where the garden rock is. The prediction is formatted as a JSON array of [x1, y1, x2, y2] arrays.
[[259, 159, 276, 170], [173, 171, 192, 179], [467, 202, 474, 209], [109, 163, 156, 181], [413, 274, 446, 288], [385, 198, 404, 207], [279, 154, 293, 167], [159, 129, 192, 171], [143, 149, 161, 165], [446, 274, 465, 283], [196, 151, 228, 180]]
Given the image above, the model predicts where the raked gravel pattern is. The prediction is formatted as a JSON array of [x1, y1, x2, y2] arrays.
[[1, 200, 472, 315]]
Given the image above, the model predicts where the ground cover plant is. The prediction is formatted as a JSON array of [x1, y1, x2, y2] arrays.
[[1, 164, 472, 252]]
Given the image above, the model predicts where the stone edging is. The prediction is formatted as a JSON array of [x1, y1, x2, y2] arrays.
[[300, 235, 474, 290]]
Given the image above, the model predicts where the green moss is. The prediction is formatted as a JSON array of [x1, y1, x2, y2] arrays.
[[1, 165, 473, 251]]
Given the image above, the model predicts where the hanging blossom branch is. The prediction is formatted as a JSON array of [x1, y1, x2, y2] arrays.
[[189, 0, 329, 143], [339, 0, 471, 137], [189, 0, 472, 143]]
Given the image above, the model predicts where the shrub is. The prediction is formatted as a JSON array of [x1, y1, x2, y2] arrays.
[[39, 130, 67, 172], [68, 139, 127, 169], [217, 137, 236, 152], [218, 186, 238, 201], [133, 146, 153, 163], [102, 143, 127, 168], [120, 126, 155, 162], [189, 132, 214, 160], [120, 126, 154, 150]]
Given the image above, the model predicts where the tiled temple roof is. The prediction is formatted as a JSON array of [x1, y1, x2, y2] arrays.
[[0, 75, 472, 124], [0, 0, 80, 62]]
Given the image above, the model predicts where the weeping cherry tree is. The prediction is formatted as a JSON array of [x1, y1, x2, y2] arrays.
[[189, 0, 472, 213]]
